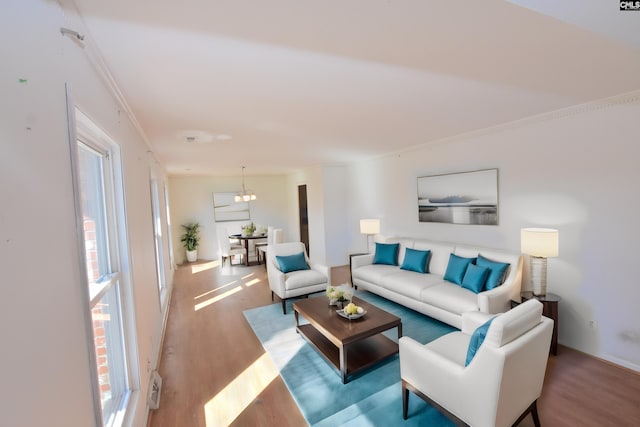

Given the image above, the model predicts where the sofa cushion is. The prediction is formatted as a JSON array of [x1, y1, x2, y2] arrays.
[[413, 240, 456, 276], [276, 252, 309, 273], [443, 253, 476, 285], [420, 282, 480, 314], [476, 254, 510, 290], [373, 242, 400, 266], [400, 248, 431, 273], [461, 264, 490, 293], [352, 264, 399, 284], [382, 270, 445, 300], [284, 269, 327, 290]]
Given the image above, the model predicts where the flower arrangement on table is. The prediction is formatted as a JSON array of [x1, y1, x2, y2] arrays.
[[241, 222, 256, 236], [326, 284, 353, 307]]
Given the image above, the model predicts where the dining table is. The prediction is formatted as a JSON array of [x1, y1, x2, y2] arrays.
[[230, 233, 268, 266]]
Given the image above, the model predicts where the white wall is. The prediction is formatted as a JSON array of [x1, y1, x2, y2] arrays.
[[342, 94, 640, 370], [169, 174, 289, 264], [0, 1, 173, 425]]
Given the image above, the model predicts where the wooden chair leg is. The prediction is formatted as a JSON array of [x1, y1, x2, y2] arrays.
[[402, 380, 409, 420], [281, 300, 287, 315], [531, 401, 541, 427], [271, 291, 274, 302]]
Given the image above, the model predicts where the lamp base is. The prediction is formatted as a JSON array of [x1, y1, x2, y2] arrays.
[[530, 256, 548, 296]]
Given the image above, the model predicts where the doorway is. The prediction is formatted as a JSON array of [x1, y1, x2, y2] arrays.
[[298, 184, 309, 256]]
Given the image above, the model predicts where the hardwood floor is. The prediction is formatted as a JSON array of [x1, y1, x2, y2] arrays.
[[148, 260, 640, 427]]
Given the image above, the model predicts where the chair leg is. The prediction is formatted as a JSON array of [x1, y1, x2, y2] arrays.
[[531, 401, 541, 427], [271, 291, 274, 302], [281, 300, 286, 315], [402, 380, 409, 420]]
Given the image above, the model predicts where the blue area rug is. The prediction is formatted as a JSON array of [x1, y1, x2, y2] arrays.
[[243, 291, 458, 426]]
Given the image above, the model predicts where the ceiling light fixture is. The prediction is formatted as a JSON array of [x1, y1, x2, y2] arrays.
[[234, 166, 257, 202]]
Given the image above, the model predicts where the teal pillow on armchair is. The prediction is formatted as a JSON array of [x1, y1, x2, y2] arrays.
[[276, 252, 309, 273]]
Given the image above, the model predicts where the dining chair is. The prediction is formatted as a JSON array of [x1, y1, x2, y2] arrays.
[[258, 228, 283, 268], [217, 227, 244, 266], [255, 226, 273, 263]]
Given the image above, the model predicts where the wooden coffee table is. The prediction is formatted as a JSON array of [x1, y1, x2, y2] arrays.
[[293, 296, 402, 383]]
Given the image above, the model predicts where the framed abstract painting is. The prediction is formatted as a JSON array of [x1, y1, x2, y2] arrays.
[[417, 169, 498, 225]]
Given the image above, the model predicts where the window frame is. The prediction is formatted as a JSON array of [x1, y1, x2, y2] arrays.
[[68, 97, 140, 427]]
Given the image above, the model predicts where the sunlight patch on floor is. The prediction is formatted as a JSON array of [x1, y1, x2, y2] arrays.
[[191, 260, 219, 274], [193, 280, 238, 300], [245, 278, 261, 287], [264, 328, 306, 369], [194, 286, 242, 311], [204, 352, 278, 426], [241, 272, 255, 280]]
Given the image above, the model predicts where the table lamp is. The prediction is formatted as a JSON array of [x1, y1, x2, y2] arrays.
[[360, 219, 380, 253], [521, 228, 559, 296]]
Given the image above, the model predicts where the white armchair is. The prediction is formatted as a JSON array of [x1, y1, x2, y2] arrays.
[[266, 242, 331, 314], [400, 299, 553, 427]]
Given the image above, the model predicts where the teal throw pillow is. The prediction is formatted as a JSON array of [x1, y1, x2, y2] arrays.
[[462, 264, 490, 293], [276, 252, 309, 273], [400, 248, 431, 274], [373, 243, 400, 266], [476, 254, 510, 290], [465, 316, 497, 367], [443, 254, 476, 285]]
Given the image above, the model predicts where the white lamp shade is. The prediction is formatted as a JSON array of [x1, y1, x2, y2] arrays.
[[360, 219, 380, 235], [521, 228, 559, 257]]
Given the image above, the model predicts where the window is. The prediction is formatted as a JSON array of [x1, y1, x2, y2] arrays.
[[164, 183, 175, 270], [150, 176, 166, 297], [71, 108, 137, 427]]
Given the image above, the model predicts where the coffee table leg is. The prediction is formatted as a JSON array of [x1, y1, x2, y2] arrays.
[[339, 345, 347, 384]]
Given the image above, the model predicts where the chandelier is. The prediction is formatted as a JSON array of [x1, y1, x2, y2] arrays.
[[234, 166, 257, 202]]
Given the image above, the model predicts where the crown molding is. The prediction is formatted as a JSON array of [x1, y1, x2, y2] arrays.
[[66, 0, 154, 154], [395, 89, 640, 156]]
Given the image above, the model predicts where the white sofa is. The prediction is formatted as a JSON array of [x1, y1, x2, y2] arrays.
[[351, 237, 522, 329]]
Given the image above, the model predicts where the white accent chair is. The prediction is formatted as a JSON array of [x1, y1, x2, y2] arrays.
[[400, 299, 553, 427], [217, 227, 245, 266], [267, 241, 331, 314]]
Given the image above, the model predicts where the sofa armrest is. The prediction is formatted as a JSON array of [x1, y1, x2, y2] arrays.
[[477, 282, 517, 314], [309, 261, 331, 285], [267, 265, 287, 298], [351, 253, 374, 269], [400, 336, 464, 382]]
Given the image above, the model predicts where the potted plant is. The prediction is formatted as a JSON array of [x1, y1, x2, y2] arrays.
[[181, 222, 200, 262]]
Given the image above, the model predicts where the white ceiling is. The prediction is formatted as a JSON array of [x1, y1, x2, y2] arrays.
[[72, 0, 640, 176]]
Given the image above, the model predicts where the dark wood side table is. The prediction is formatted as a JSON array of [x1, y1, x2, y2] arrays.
[[511, 291, 560, 355], [349, 253, 368, 287]]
